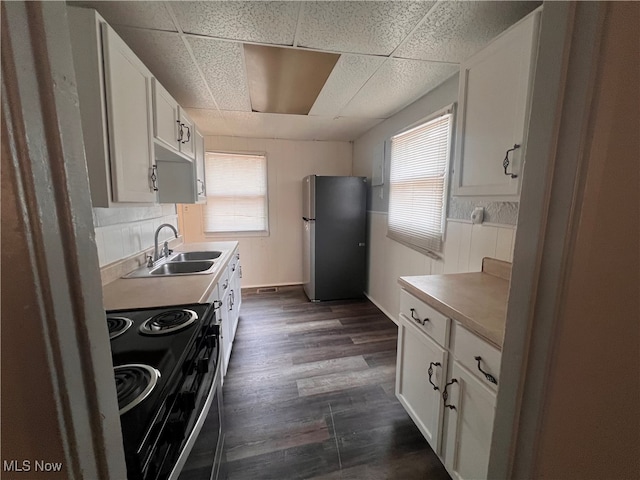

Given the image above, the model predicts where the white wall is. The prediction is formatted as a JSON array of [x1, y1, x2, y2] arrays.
[[353, 74, 517, 321], [93, 204, 179, 267], [179, 136, 352, 287]]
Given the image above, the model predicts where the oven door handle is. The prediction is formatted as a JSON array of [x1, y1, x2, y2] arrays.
[[167, 342, 223, 480]]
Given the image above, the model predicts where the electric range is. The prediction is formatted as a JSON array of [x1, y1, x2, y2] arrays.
[[107, 302, 222, 480]]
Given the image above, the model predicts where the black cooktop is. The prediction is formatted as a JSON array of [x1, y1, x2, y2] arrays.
[[107, 303, 214, 464]]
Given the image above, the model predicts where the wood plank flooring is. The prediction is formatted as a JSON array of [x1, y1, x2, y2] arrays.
[[219, 286, 450, 480]]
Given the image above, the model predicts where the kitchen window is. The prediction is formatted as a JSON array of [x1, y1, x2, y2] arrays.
[[387, 106, 454, 257], [203, 151, 268, 234]]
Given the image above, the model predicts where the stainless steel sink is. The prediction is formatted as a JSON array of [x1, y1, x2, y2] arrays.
[[170, 251, 222, 262], [150, 260, 215, 275], [124, 259, 216, 278]]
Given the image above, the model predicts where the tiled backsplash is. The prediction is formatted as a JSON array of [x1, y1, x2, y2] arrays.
[[93, 205, 179, 267]]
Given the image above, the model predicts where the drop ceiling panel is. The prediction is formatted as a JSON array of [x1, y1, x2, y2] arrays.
[[243, 45, 339, 115], [171, 1, 300, 45], [183, 108, 231, 136], [341, 59, 458, 119], [187, 38, 251, 112], [394, 1, 540, 63], [276, 116, 385, 141], [117, 27, 216, 109], [188, 109, 383, 141], [68, 1, 177, 31], [297, 1, 436, 55], [309, 54, 385, 117]]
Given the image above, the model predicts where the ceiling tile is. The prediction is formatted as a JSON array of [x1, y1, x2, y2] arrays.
[[188, 109, 383, 141], [183, 108, 231, 136], [171, 1, 299, 45], [68, 1, 177, 31], [394, 1, 540, 63], [341, 58, 458, 119], [277, 116, 385, 141], [187, 38, 251, 112], [116, 27, 216, 109], [309, 54, 385, 117], [296, 1, 436, 55]]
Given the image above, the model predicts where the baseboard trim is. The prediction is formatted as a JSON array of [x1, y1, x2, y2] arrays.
[[364, 292, 399, 326]]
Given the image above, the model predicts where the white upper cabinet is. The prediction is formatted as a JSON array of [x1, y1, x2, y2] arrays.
[[68, 7, 156, 206], [194, 130, 207, 204], [69, 6, 199, 207], [152, 79, 196, 161], [152, 79, 181, 154], [178, 110, 196, 159], [452, 9, 541, 199], [101, 24, 157, 203]]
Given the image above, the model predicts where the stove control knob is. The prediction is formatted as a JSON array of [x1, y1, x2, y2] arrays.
[[197, 357, 209, 374]]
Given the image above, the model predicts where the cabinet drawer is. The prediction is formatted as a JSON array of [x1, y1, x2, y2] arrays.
[[453, 324, 501, 389], [400, 290, 450, 347]]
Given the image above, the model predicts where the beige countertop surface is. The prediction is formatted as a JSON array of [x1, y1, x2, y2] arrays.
[[399, 263, 510, 349], [102, 241, 238, 311]]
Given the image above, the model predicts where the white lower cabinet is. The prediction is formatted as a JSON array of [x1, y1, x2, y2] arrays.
[[443, 362, 497, 480], [396, 288, 500, 480], [396, 316, 447, 453], [209, 247, 242, 381]]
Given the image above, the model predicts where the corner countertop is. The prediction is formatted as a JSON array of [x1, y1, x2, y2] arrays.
[[398, 259, 511, 349], [102, 241, 238, 311]]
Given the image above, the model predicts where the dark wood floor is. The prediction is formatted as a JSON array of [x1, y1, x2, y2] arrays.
[[220, 286, 450, 480]]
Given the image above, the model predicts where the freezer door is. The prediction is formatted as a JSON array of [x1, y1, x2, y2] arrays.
[[302, 175, 316, 220], [302, 219, 316, 300]]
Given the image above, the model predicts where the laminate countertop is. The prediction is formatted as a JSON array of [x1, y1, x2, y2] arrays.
[[398, 259, 511, 349], [102, 241, 238, 311]]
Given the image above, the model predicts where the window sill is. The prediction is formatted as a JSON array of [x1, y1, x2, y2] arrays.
[[204, 230, 269, 239]]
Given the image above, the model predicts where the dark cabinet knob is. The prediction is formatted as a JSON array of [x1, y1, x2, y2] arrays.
[[197, 357, 209, 374]]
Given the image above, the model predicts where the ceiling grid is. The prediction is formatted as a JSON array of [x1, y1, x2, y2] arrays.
[[67, 0, 540, 141]]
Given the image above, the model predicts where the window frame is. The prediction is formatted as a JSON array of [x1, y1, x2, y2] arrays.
[[202, 150, 270, 238], [386, 104, 455, 258]]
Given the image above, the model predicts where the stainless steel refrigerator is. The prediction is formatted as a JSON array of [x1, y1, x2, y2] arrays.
[[302, 175, 367, 301]]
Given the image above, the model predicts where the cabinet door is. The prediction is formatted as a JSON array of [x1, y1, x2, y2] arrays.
[[178, 109, 195, 159], [101, 24, 156, 203], [195, 130, 207, 203], [443, 362, 497, 480], [152, 79, 180, 153], [452, 10, 540, 198], [396, 317, 448, 454], [219, 288, 232, 378]]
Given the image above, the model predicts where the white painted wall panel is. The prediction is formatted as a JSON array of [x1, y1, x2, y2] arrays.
[[179, 136, 352, 288], [365, 213, 515, 323]]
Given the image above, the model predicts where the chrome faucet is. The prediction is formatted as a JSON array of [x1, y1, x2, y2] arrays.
[[153, 223, 179, 263]]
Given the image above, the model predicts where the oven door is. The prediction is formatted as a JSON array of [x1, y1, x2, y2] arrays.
[[171, 338, 225, 480]]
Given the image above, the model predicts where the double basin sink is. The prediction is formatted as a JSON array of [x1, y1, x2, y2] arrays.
[[124, 250, 223, 278]]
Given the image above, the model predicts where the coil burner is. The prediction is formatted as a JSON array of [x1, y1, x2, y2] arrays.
[[138, 309, 198, 336], [107, 316, 133, 340], [114, 364, 161, 415]]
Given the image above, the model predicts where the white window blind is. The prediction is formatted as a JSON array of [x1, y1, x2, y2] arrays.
[[203, 152, 268, 233], [387, 109, 453, 256]]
